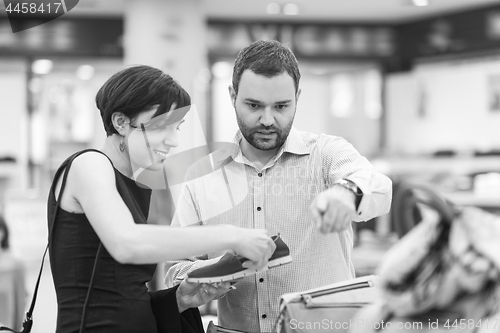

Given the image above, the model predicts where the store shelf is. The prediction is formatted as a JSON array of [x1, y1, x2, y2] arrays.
[[444, 191, 500, 208], [385, 156, 500, 176], [384, 155, 500, 212]]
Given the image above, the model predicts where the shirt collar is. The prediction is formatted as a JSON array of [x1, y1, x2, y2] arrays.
[[282, 127, 310, 155]]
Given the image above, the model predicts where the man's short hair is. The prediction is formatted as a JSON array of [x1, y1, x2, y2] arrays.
[[232, 40, 301, 95]]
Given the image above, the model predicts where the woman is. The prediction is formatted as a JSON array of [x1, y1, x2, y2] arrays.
[[48, 65, 275, 333]]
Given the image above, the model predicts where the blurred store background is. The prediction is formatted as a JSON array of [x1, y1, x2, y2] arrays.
[[1, 0, 500, 331]]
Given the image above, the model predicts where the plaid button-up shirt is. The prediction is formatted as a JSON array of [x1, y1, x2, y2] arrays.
[[164, 127, 392, 332]]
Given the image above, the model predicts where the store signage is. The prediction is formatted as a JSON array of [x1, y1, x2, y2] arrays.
[[486, 10, 500, 40], [207, 21, 396, 58], [4, 193, 48, 261], [0, 17, 123, 57], [398, 4, 500, 69]]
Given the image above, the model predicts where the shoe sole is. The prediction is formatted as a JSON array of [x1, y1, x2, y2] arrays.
[[186, 255, 293, 283]]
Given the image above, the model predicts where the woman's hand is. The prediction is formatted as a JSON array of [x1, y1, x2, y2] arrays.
[[232, 228, 276, 271], [175, 280, 232, 313]]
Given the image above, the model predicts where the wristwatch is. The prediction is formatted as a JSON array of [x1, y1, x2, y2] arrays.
[[334, 179, 362, 196], [334, 179, 363, 212]]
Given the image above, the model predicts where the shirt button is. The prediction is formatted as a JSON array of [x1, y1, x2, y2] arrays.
[[258, 173, 262, 177], [257, 207, 261, 211], [259, 278, 264, 282], [262, 314, 267, 319]]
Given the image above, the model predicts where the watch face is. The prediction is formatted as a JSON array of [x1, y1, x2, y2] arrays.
[[337, 179, 350, 187], [336, 179, 361, 195]]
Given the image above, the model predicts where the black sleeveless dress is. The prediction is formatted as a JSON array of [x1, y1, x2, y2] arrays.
[[48, 150, 158, 333]]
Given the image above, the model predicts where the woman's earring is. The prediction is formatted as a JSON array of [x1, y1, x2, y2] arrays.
[[119, 137, 125, 152]]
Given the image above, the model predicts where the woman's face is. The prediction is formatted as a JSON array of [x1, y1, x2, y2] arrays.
[[126, 106, 186, 172]]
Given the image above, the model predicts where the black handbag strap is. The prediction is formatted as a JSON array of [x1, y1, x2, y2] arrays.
[[0, 149, 106, 333], [79, 243, 103, 333]]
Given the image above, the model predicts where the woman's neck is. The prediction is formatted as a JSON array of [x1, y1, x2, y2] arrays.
[[101, 135, 134, 178]]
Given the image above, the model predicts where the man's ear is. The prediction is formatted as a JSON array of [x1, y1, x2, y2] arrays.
[[228, 85, 237, 108], [295, 88, 302, 104], [111, 112, 128, 136]]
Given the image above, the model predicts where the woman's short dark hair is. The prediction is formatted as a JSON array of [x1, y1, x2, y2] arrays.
[[232, 40, 301, 96], [96, 65, 191, 136], [0, 214, 9, 250]]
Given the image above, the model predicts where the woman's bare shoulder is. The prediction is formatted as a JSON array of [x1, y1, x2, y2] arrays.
[[54, 151, 116, 213], [70, 150, 115, 177], [64, 151, 117, 194]]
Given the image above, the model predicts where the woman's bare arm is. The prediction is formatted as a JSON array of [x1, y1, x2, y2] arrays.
[[61, 152, 274, 266]]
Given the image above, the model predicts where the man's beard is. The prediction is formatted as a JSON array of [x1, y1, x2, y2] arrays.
[[236, 111, 294, 151]]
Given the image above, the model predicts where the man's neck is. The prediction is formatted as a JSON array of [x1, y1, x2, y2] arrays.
[[240, 138, 280, 170]]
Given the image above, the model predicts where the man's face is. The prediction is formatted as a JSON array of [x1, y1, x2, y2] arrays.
[[230, 70, 300, 151]]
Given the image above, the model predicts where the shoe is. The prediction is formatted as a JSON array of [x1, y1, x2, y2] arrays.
[[207, 321, 260, 333], [186, 234, 292, 283]]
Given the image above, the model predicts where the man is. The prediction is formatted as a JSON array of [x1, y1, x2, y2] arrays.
[[165, 40, 392, 332]]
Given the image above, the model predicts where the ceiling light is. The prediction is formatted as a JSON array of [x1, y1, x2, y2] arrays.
[[266, 2, 281, 15], [412, 0, 429, 7], [283, 3, 299, 15], [31, 59, 53, 75], [212, 62, 233, 78], [76, 65, 95, 80]]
